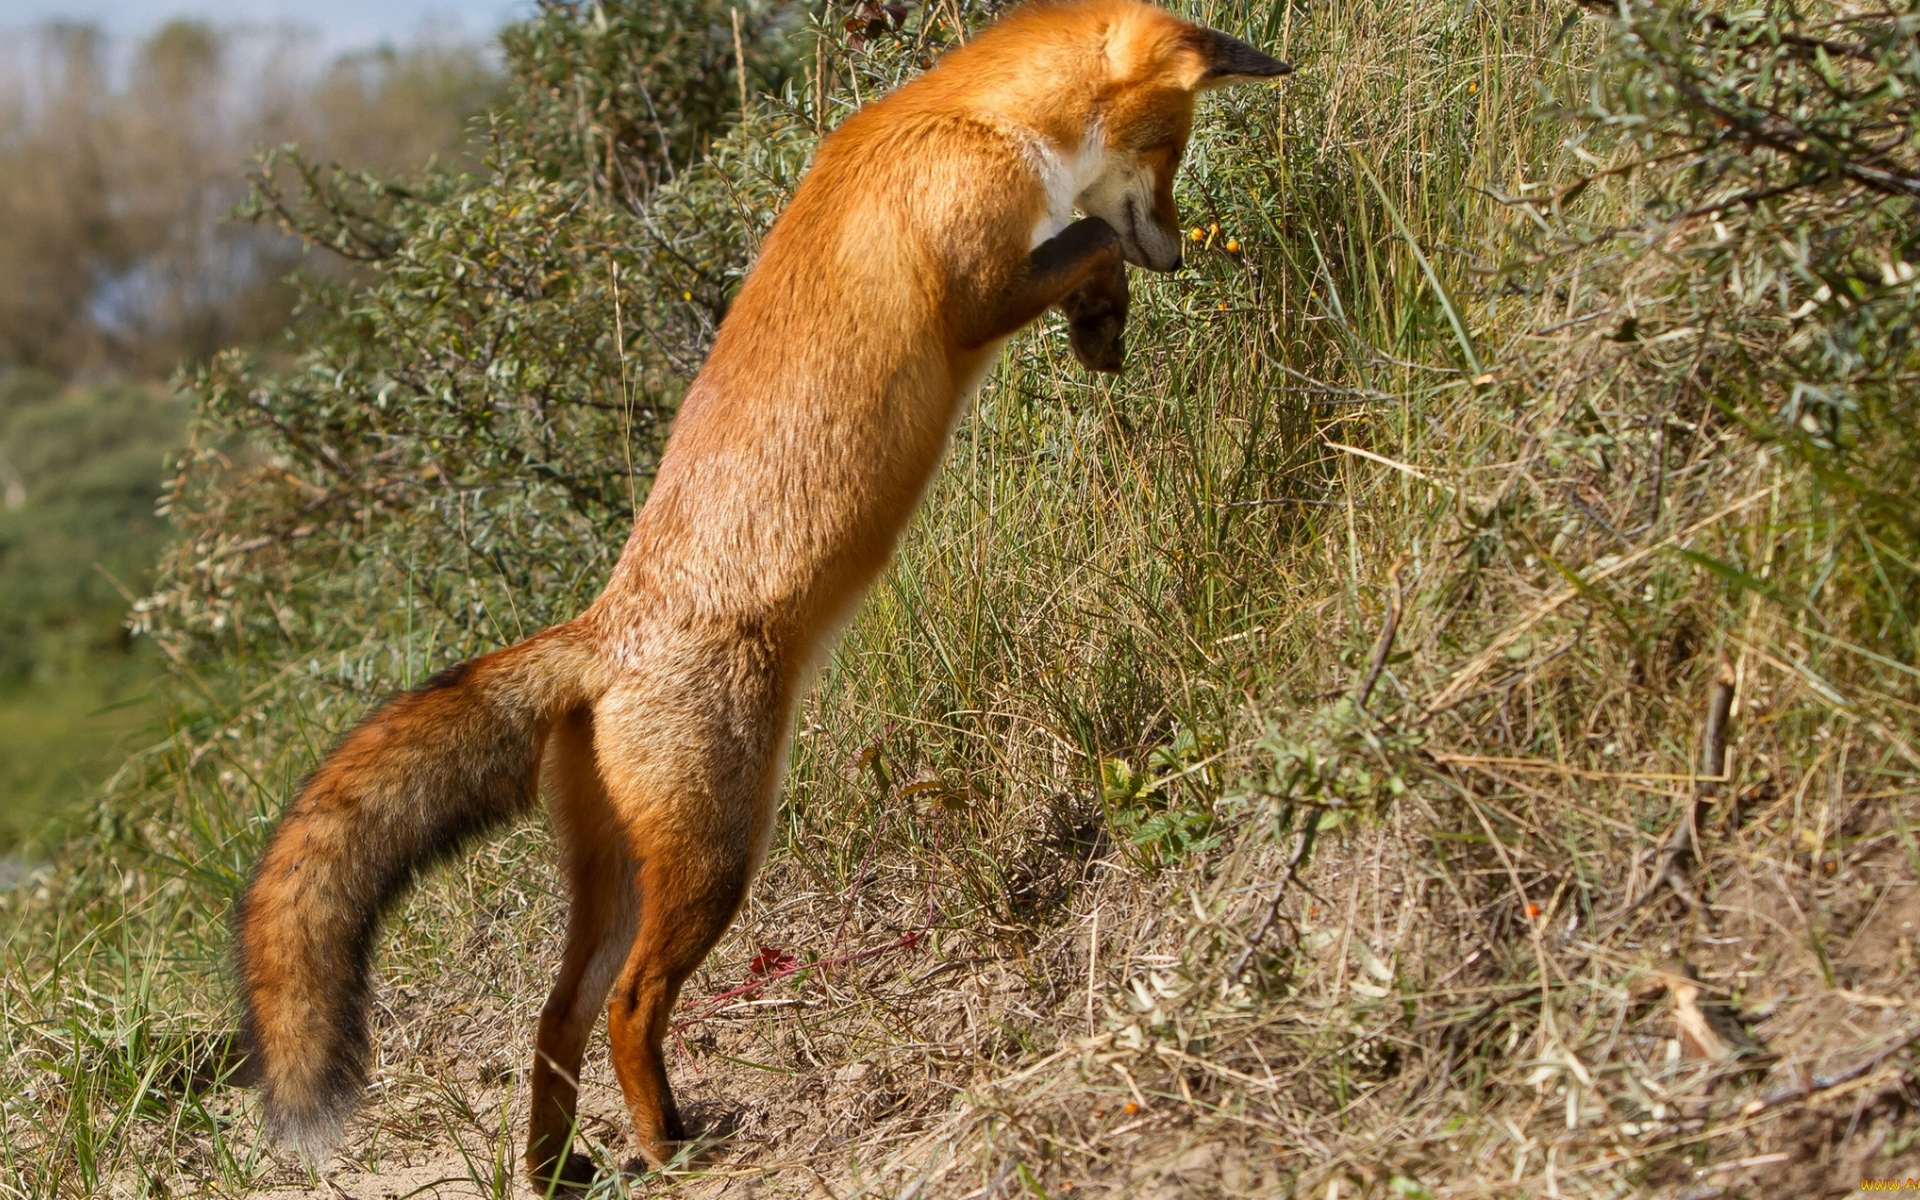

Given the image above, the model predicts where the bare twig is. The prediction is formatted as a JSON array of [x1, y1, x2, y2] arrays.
[[1749, 1020, 1920, 1112], [1357, 561, 1406, 709], [1229, 812, 1320, 981], [1622, 653, 1736, 918]]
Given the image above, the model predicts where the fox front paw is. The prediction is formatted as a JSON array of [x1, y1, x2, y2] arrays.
[[1068, 311, 1126, 373], [1060, 259, 1129, 375]]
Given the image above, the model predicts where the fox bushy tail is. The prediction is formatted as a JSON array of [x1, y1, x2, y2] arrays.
[[235, 622, 602, 1153]]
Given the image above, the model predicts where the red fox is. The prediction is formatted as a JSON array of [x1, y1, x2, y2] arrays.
[[234, 0, 1287, 1187]]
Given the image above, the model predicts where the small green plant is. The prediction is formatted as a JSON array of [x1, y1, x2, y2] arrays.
[[1099, 729, 1224, 864], [1234, 700, 1424, 832]]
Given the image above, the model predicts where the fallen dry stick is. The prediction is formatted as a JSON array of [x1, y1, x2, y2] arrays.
[[1622, 652, 1736, 919], [1746, 1020, 1920, 1113]]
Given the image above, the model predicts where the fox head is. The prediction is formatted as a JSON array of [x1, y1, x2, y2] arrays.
[[1071, 7, 1291, 271]]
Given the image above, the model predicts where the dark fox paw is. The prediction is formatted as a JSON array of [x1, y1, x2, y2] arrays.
[[528, 1151, 598, 1193], [1068, 312, 1126, 373], [1060, 260, 1130, 375]]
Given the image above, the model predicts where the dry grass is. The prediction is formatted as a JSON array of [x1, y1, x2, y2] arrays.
[[5, 0, 1919, 1195]]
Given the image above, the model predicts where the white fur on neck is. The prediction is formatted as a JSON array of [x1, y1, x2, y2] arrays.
[[1025, 125, 1107, 249]]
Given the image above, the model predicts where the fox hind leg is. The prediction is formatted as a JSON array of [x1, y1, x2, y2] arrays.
[[526, 708, 640, 1191], [593, 693, 781, 1168], [604, 823, 758, 1167]]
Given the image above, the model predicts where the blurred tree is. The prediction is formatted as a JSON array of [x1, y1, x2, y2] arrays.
[[0, 19, 502, 380], [0, 24, 117, 374]]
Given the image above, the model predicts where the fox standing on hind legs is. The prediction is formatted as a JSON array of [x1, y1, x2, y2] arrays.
[[235, 0, 1287, 1187]]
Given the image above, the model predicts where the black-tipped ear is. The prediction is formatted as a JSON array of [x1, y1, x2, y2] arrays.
[[1200, 29, 1291, 83]]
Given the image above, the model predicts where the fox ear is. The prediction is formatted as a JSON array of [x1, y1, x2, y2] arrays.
[[1193, 28, 1291, 88]]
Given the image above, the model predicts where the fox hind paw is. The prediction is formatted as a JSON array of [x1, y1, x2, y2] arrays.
[[528, 1152, 599, 1193]]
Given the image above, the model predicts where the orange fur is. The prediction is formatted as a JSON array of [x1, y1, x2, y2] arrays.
[[232, 2, 1286, 1187]]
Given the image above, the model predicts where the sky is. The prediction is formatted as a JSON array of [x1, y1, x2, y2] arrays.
[[1, 0, 534, 56]]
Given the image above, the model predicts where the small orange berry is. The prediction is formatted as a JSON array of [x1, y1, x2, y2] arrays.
[[1524, 903, 1541, 919], [1123, 1100, 1140, 1115], [1225, 238, 1240, 253], [1190, 227, 1205, 242]]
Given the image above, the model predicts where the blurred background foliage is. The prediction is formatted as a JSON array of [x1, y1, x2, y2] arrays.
[[0, 372, 182, 842], [0, 18, 499, 378], [0, 15, 499, 846]]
